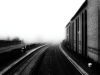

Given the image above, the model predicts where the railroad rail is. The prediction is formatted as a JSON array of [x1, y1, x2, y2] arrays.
[[0, 44, 49, 75], [0, 44, 25, 54]]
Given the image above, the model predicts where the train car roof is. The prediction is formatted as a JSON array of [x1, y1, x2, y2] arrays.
[[66, 22, 70, 28], [71, 0, 87, 21]]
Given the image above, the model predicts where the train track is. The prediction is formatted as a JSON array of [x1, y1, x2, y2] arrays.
[[30, 45, 81, 75], [0, 44, 94, 75], [0, 45, 49, 75]]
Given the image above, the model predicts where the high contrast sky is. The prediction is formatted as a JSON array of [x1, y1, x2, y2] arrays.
[[0, 0, 85, 43]]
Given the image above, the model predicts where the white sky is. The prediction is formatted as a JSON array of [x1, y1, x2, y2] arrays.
[[0, 0, 85, 43]]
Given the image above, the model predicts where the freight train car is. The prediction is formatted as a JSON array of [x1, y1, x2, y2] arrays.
[[65, 0, 100, 63]]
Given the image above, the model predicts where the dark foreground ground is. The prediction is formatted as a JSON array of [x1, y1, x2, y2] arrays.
[[1, 44, 98, 75]]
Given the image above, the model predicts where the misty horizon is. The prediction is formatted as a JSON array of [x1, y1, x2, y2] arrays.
[[0, 0, 85, 44]]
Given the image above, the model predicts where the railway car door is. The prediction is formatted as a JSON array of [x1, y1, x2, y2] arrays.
[[72, 22, 74, 50], [76, 19, 78, 53], [77, 17, 79, 54], [76, 18, 79, 54], [82, 10, 87, 57]]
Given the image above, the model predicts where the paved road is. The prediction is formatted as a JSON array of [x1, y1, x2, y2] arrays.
[[33, 45, 81, 75]]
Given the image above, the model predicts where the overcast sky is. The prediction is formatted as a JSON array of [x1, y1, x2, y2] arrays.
[[0, 0, 85, 43]]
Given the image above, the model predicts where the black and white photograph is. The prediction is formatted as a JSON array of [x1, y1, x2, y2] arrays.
[[0, 0, 100, 75]]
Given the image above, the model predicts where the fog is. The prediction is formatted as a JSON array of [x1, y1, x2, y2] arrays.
[[0, 0, 85, 43]]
